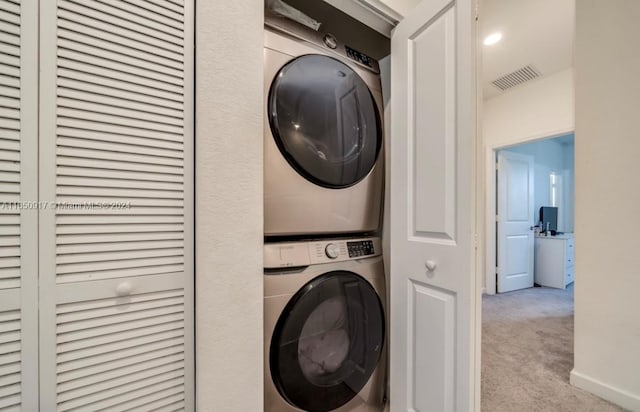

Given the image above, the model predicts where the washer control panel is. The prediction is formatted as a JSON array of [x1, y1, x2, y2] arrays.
[[264, 237, 381, 268], [347, 240, 375, 258]]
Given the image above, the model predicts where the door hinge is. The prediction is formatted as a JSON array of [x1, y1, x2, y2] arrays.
[[495, 162, 500, 171], [475, 0, 479, 21], [495, 215, 500, 222], [474, 234, 478, 250]]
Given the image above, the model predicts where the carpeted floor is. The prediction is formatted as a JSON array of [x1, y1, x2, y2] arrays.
[[481, 285, 626, 412]]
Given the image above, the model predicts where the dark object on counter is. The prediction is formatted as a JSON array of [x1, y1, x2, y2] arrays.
[[540, 206, 558, 233]]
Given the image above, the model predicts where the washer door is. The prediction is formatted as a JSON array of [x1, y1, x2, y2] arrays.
[[268, 54, 381, 189], [270, 272, 385, 412]]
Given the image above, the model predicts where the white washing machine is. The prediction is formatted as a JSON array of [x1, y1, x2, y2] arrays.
[[264, 14, 385, 237], [264, 237, 386, 412]]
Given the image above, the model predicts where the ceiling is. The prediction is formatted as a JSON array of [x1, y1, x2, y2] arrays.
[[481, 0, 574, 99]]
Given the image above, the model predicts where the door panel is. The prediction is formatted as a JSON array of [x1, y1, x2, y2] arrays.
[[0, 0, 38, 409], [407, 281, 455, 411], [411, 5, 456, 240], [497, 151, 534, 293], [390, 0, 476, 410], [39, 0, 194, 408]]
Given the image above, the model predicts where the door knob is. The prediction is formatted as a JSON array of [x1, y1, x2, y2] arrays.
[[425, 260, 437, 271], [115, 282, 133, 296]]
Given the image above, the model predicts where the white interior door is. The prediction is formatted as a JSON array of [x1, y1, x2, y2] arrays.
[[38, 0, 195, 409], [497, 151, 534, 293], [389, 0, 476, 410]]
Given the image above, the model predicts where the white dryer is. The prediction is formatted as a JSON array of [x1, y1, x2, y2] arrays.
[[264, 237, 386, 412], [264, 15, 384, 237]]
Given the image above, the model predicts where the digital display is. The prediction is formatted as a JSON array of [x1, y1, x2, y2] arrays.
[[347, 240, 375, 258], [345, 46, 374, 68]]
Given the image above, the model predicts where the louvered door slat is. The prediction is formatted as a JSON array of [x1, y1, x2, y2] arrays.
[[58, 374, 185, 412], [57, 342, 184, 380], [0, 30, 20, 46], [57, 176, 184, 191], [57, 328, 185, 364], [58, 18, 183, 65], [58, 157, 184, 176], [56, 7, 183, 56], [144, 0, 183, 14], [58, 118, 183, 141], [58, 167, 184, 184], [66, 0, 184, 39], [0, 86, 18, 102], [104, 0, 183, 24], [115, 391, 185, 412], [56, 232, 183, 246], [57, 88, 184, 119], [0, 308, 20, 409], [58, 27, 183, 70], [57, 70, 184, 106], [58, 39, 184, 81]]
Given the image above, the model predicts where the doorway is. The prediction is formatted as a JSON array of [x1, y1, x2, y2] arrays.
[[481, 134, 620, 410], [492, 134, 575, 295]]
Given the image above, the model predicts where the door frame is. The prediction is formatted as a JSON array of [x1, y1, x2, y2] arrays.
[[483, 128, 574, 294]]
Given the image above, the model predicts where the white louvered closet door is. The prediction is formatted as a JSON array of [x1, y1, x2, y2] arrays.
[[38, 0, 194, 410], [0, 0, 38, 410]]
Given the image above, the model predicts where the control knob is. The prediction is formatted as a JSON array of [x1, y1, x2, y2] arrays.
[[325, 243, 340, 259], [323, 34, 337, 49]]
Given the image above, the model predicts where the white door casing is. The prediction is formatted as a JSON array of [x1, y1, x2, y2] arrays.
[[389, 0, 476, 410], [497, 151, 534, 293]]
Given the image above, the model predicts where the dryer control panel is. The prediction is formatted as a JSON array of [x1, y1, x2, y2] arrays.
[[264, 237, 382, 268]]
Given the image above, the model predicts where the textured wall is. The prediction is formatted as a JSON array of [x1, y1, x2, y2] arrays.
[[572, 1, 640, 410], [195, 1, 264, 410]]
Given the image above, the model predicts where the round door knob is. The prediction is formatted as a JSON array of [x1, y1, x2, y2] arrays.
[[325, 243, 340, 259], [425, 260, 437, 271], [115, 282, 133, 296]]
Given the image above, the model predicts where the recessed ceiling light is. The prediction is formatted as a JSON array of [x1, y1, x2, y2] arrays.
[[483, 32, 503, 46]]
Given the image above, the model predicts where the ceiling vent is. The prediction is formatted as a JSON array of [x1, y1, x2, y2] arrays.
[[491, 65, 541, 91]]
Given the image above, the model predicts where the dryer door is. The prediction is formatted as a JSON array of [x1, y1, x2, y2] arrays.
[[270, 272, 385, 412], [268, 55, 381, 189]]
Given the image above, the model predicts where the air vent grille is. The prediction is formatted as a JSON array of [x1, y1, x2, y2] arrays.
[[491, 65, 541, 91]]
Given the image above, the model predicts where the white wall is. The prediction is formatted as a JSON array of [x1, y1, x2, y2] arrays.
[[481, 68, 575, 293], [571, 1, 640, 410], [195, 1, 264, 410], [483, 68, 574, 147], [504, 136, 575, 232]]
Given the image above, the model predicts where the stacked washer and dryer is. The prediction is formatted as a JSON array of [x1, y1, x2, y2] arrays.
[[263, 12, 387, 412]]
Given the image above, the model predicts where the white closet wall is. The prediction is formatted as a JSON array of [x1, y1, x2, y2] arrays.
[[1, 0, 194, 410]]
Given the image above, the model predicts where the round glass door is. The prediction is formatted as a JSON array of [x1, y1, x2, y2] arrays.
[[268, 54, 381, 189], [270, 272, 385, 412]]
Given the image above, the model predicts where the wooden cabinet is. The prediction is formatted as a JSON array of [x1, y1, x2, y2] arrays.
[[534, 234, 574, 289]]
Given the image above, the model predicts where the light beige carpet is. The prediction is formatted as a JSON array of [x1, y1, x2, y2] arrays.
[[481, 285, 626, 412]]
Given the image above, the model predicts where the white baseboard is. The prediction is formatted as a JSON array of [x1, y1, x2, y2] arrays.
[[570, 369, 640, 411]]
